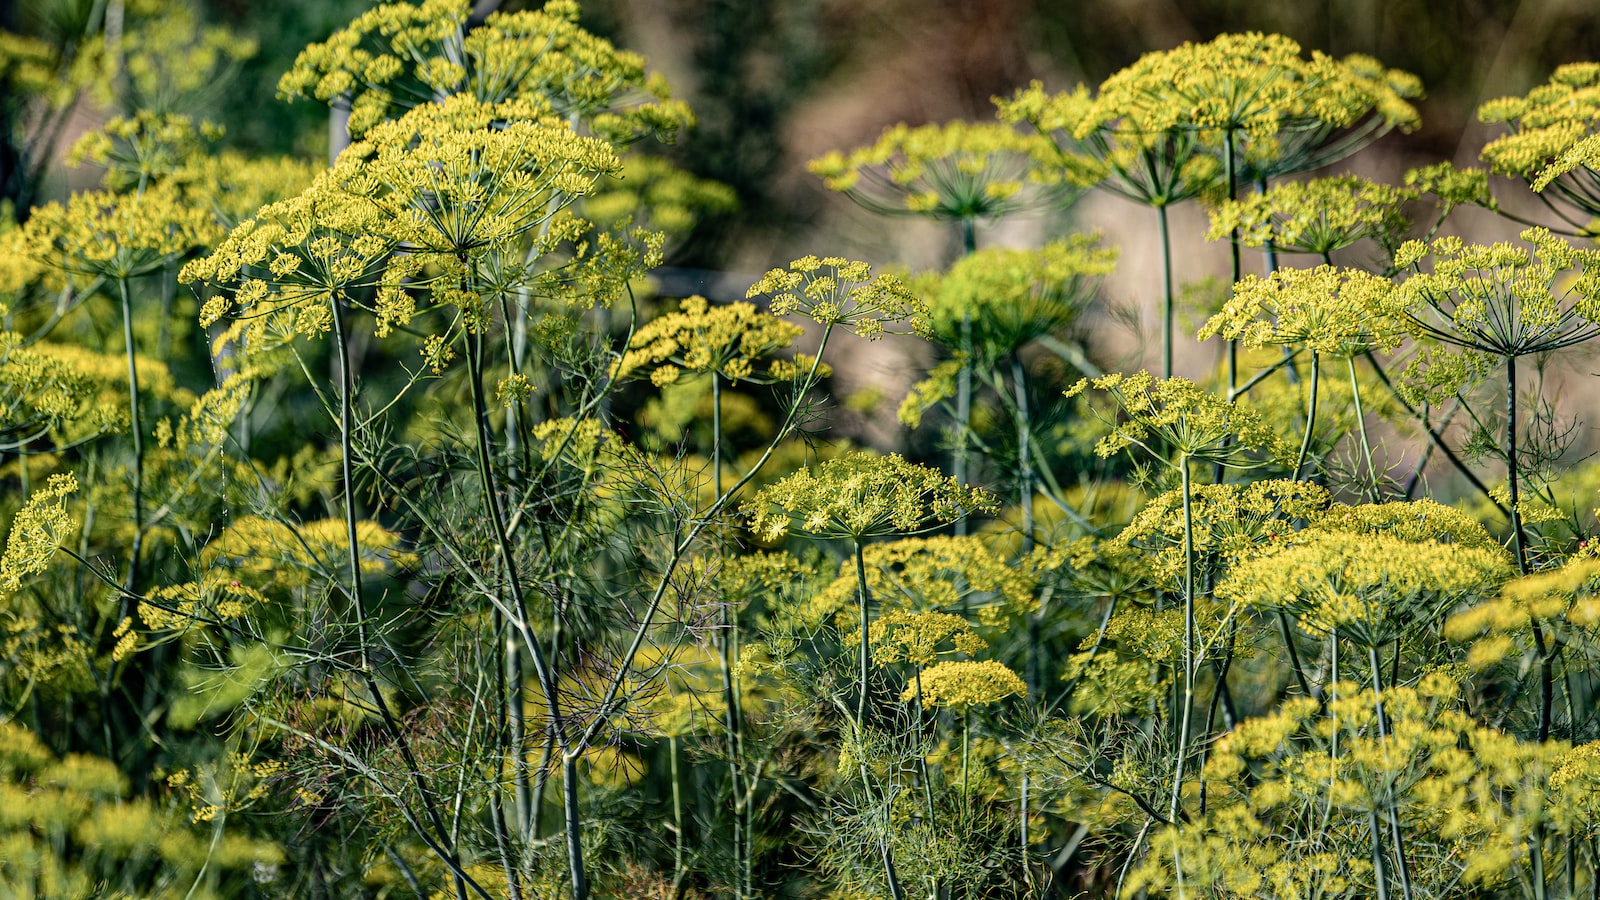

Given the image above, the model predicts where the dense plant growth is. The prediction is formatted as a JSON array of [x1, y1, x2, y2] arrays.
[[4, 2, 1600, 898]]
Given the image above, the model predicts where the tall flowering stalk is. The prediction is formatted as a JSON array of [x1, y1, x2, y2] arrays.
[[1068, 372, 1290, 866], [744, 452, 996, 900], [811, 120, 1078, 517], [1084, 34, 1419, 389]]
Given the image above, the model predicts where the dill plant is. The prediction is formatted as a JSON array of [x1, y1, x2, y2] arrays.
[[12, 6, 1600, 900]]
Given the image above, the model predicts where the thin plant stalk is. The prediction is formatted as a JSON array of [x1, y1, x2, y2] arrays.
[[1167, 455, 1197, 827], [1348, 356, 1379, 502], [853, 537, 905, 900], [1158, 203, 1174, 379], [715, 370, 752, 900], [1295, 352, 1320, 479], [1011, 353, 1035, 555], [670, 734, 686, 895], [331, 293, 474, 899], [1368, 645, 1414, 900], [1222, 128, 1240, 396], [952, 217, 977, 534], [464, 311, 579, 898], [117, 275, 144, 597]]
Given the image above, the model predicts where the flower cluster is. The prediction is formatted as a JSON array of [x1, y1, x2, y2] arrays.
[[1136, 677, 1564, 898], [615, 295, 803, 386], [808, 120, 1074, 220], [67, 112, 224, 192], [1389, 227, 1600, 358], [1067, 371, 1292, 468], [998, 81, 1219, 207], [741, 452, 998, 542], [802, 535, 1035, 628], [927, 234, 1116, 356], [746, 255, 928, 340], [1086, 34, 1420, 171], [1205, 175, 1413, 257], [1106, 479, 1333, 588], [907, 659, 1026, 709], [0, 473, 78, 594], [1480, 63, 1600, 210], [278, 0, 692, 141], [869, 610, 986, 667], [21, 182, 220, 281], [1201, 264, 1405, 357], [1217, 527, 1511, 643]]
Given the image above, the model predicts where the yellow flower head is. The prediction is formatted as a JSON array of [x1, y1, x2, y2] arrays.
[[809, 119, 1075, 221], [22, 182, 220, 281], [1205, 175, 1414, 257], [1389, 227, 1600, 359], [928, 234, 1116, 356], [1480, 63, 1600, 219], [615, 295, 802, 386], [907, 659, 1026, 708], [1218, 527, 1512, 645], [1202, 264, 1405, 357], [1066, 370, 1292, 468], [747, 255, 928, 340], [741, 452, 998, 542], [1086, 34, 1419, 174], [278, 0, 692, 141]]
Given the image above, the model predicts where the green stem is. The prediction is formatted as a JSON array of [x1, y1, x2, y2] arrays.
[[1168, 456, 1196, 827], [853, 537, 904, 900], [854, 539, 872, 732], [464, 310, 577, 897], [332, 293, 470, 893], [1348, 356, 1379, 502], [1369, 645, 1413, 900], [953, 217, 977, 535], [1223, 129, 1240, 397], [1506, 355, 1528, 576], [1011, 353, 1035, 555], [1295, 352, 1320, 480], [1158, 204, 1174, 380], [669, 735, 685, 897], [117, 276, 144, 599], [714, 372, 749, 898]]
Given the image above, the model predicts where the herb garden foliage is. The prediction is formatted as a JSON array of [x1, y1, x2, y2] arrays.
[[5, 5, 1600, 900]]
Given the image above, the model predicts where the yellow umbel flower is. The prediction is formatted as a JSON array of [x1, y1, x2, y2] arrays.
[[908, 659, 1026, 708], [0, 473, 78, 594], [1202, 265, 1405, 357], [1139, 679, 1564, 900], [809, 119, 1074, 221], [999, 80, 1219, 208], [1481, 63, 1600, 221], [67, 111, 224, 192], [927, 235, 1116, 357], [747, 255, 928, 340], [1388, 228, 1600, 358], [615, 295, 803, 386], [1107, 479, 1332, 589], [1217, 528, 1511, 645], [802, 534, 1035, 629], [180, 168, 396, 342], [869, 610, 986, 667], [1087, 34, 1419, 174], [21, 181, 219, 281], [1205, 175, 1414, 257], [1067, 371, 1292, 469], [278, 0, 692, 141], [741, 452, 997, 542], [336, 95, 618, 268]]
